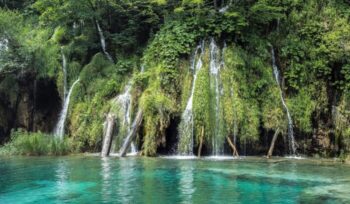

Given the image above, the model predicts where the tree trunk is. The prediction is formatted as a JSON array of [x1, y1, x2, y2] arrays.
[[101, 114, 115, 157], [119, 110, 143, 157], [226, 136, 239, 157], [267, 128, 280, 158], [197, 126, 204, 157]]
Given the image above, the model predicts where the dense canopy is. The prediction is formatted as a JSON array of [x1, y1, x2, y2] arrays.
[[0, 0, 349, 159]]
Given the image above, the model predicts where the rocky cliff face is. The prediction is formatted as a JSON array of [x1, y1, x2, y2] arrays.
[[0, 71, 61, 143]]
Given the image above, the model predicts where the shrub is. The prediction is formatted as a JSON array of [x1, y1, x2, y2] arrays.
[[0, 130, 72, 156]]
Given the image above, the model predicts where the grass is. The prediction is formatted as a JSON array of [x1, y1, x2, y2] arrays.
[[0, 130, 72, 156]]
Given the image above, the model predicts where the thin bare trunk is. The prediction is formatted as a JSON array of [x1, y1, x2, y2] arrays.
[[101, 114, 115, 157], [267, 128, 280, 158], [119, 110, 143, 157], [226, 136, 239, 157], [197, 126, 204, 157]]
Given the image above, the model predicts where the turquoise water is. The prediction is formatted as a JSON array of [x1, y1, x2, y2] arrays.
[[1, 156, 350, 204]]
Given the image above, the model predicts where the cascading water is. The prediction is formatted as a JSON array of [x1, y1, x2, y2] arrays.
[[209, 38, 224, 156], [271, 47, 296, 155], [177, 42, 204, 155], [54, 79, 80, 139], [0, 38, 8, 52], [96, 21, 114, 63], [178, 40, 226, 156], [130, 143, 137, 155], [219, 0, 233, 13], [115, 83, 138, 155], [126, 65, 147, 154], [103, 65, 146, 156], [61, 47, 67, 100], [116, 84, 132, 130], [0, 38, 9, 70]]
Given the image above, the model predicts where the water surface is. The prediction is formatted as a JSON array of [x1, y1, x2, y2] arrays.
[[1, 156, 350, 203]]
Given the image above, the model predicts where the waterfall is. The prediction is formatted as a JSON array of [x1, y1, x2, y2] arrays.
[[271, 48, 296, 155], [115, 83, 138, 154], [130, 143, 137, 155], [116, 84, 133, 130], [0, 38, 8, 52], [0, 38, 8, 71], [103, 66, 146, 156], [96, 21, 114, 63], [61, 47, 67, 100], [209, 38, 223, 156], [219, 0, 233, 13], [54, 79, 80, 139], [177, 42, 204, 155], [177, 39, 225, 156]]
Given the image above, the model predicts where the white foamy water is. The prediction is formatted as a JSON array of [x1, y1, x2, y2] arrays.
[[54, 79, 80, 139]]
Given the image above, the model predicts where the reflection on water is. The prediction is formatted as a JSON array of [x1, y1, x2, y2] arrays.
[[117, 159, 137, 203], [179, 165, 195, 204], [56, 160, 68, 198], [1, 157, 350, 203], [101, 157, 112, 202]]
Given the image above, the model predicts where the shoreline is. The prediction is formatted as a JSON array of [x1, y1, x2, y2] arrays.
[[1, 153, 349, 165]]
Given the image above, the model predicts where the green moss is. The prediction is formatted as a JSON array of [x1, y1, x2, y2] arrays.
[[288, 88, 316, 133], [52, 26, 69, 44], [261, 87, 287, 132], [335, 94, 350, 140], [69, 94, 110, 152], [140, 69, 177, 156], [221, 47, 244, 138], [193, 47, 211, 145], [240, 101, 260, 141], [221, 45, 262, 142], [179, 60, 192, 111], [143, 21, 198, 68]]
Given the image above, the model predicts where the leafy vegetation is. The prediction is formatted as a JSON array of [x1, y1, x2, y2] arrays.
[[0, 0, 350, 157], [0, 130, 72, 156]]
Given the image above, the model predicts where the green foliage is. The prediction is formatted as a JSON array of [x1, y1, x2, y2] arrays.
[[335, 94, 350, 139], [69, 97, 109, 152], [193, 49, 211, 144], [240, 102, 260, 141], [181, 0, 203, 5], [80, 53, 121, 97], [140, 65, 177, 156], [1, 0, 350, 156], [144, 20, 198, 68], [281, 0, 350, 93], [221, 46, 247, 141], [0, 130, 72, 156], [67, 53, 123, 152], [222, 46, 261, 142], [250, 0, 285, 24], [52, 26, 69, 44], [179, 60, 192, 111], [262, 87, 286, 132], [0, 9, 30, 72], [288, 89, 316, 133]]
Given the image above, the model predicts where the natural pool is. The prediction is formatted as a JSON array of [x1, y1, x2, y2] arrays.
[[1, 156, 350, 204]]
